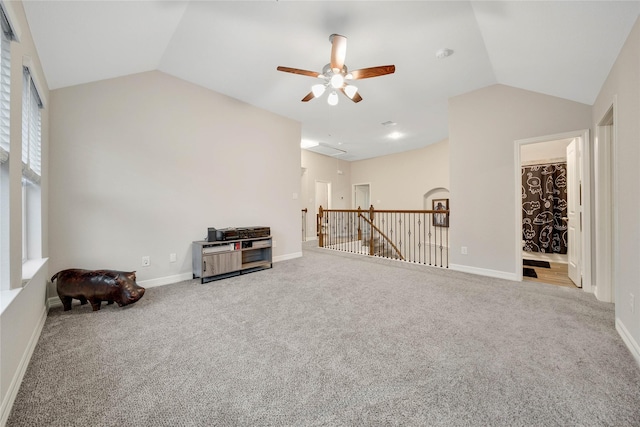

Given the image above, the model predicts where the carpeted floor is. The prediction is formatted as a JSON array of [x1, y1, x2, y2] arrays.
[[7, 244, 640, 426]]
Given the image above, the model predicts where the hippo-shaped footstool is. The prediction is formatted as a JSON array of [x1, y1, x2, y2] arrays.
[[51, 269, 145, 311]]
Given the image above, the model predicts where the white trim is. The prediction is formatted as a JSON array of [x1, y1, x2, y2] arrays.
[[273, 252, 302, 263], [138, 272, 193, 289], [0, 0, 22, 42], [616, 317, 640, 367], [0, 305, 46, 427], [21, 257, 47, 285], [22, 56, 47, 108], [450, 263, 518, 282], [0, 287, 20, 314], [514, 130, 592, 292], [315, 180, 332, 211], [352, 182, 372, 210], [47, 295, 61, 309], [594, 97, 617, 303]]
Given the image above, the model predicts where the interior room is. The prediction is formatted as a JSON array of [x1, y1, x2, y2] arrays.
[[520, 138, 574, 287], [1, 1, 640, 425]]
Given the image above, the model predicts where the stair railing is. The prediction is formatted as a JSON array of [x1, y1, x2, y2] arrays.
[[318, 205, 449, 268]]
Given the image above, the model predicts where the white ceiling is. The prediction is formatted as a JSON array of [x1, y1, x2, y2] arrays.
[[22, 1, 640, 161]]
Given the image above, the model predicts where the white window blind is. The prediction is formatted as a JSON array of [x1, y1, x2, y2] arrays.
[[0, 4, 12, 164], [21, 67, 42, 184]]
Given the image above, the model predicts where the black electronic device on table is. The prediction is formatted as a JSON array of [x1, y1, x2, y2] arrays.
[[207, 226, 270, 241]]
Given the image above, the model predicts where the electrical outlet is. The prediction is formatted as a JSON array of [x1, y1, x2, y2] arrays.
[[142, 256, 150, 267], [461, 246, 468, 255], [169, 253, 177, 263], [630, 293, 635, 313]]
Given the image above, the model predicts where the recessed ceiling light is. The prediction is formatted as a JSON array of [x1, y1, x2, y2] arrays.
[[436, 48, 454, 59], [388, 131, 403, 140]]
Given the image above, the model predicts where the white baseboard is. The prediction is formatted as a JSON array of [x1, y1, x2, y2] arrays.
[[615, 317, 640, 367], [47, 296, 62, 309], [0, 305, 47, 427], [273, 252, 302, 263], [449, 263, 518, 281], [138, 272, 194, 289]]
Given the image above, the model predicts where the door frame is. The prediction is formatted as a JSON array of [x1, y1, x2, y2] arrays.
[[566, 139, 581, 287], [352, 183, 371, 210], [594, 98, 617, 303], [315, 180, 331, 211], [514, 129, 592, 293]]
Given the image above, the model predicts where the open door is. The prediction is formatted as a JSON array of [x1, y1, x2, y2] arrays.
[[566, 139, 582, 287]]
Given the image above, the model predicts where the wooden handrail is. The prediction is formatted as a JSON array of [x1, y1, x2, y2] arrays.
[[358, 213, 405, 261]]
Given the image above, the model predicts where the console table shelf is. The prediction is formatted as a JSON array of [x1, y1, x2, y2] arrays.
[[192, 236, 272, 283]]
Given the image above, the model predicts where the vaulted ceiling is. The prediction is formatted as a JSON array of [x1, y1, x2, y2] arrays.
[[23, 1, 640, 161]]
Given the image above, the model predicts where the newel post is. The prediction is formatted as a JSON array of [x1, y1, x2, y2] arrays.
[[369, 205, 375, 256], [318, 205, 324, 247]]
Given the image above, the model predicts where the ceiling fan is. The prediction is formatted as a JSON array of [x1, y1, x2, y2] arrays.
[[277, 34, 395, 106]]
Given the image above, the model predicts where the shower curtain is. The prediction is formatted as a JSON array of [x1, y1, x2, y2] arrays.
[[522, 162, 568, 254]]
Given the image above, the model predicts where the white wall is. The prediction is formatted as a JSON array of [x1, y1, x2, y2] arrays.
[[48, 71, 302, 291], [350, 139, 449, 210], [592, 16, 640, 361], [300, 150, 351, 239], [449, 84, 592, 279], [520, 138, 571, 164]]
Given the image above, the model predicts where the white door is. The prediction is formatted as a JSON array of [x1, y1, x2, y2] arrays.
[[566, 139, 582, 287], [354, 184, 370, 210]]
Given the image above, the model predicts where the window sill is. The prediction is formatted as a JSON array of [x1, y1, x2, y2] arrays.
[[1, 258, 48, 315], [0, 287, 22, 314], [22, 257, 48, 285]]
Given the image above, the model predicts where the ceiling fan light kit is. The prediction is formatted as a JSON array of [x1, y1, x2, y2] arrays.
[[311, 84, 326, 97], [327, 91, 339, 106], [277, 33, 395, 106]]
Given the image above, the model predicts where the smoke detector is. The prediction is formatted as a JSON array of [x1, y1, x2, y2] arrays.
[[436, 48, 454, 59]]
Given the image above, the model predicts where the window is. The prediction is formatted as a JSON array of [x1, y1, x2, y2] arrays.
[[0, 3, 13, 289], [21, 67, 42, 263]]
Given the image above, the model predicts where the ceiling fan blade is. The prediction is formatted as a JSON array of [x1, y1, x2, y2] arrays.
[[349, 65, 396, 80], [340, 88, 363, 103], [330, 34, 347, 72], [277, 66, 320, 78], [301, 92, 315, 102]]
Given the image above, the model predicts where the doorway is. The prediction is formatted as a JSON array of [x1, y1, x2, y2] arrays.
[[315, 181, 331, 239], [315, 180, 331, 213], [515, 130, 592, 292], [520, 138, 575, 287], [353, 183, 370, 210]]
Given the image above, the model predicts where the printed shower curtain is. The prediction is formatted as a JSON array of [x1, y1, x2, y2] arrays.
[[522, 162, 568, 254]]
